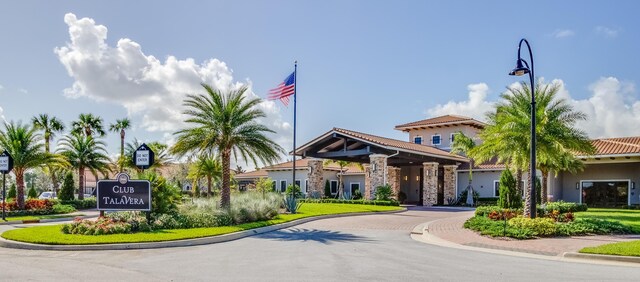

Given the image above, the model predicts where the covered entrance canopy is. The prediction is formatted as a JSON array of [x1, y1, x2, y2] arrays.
[[294, 128, 468, 206]]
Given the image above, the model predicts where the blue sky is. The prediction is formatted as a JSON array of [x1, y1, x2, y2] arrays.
[[0, 1, 639, 166]]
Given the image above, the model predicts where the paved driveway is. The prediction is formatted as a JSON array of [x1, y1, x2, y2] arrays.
[[0, 207, 639, 281]]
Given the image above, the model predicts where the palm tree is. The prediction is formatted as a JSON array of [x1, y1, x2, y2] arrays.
[[32, 114, 66, 194], [109, 118, 131, 172], [323, 160, 363, 198], [450, 131, 476, 205], [171, 83, 284, 209], [72, 113, 105, 138], [57, 133, 111, 200], [0, 122, 60, 209], [188, 154, 222, 196], [473, 81, 594, 216]]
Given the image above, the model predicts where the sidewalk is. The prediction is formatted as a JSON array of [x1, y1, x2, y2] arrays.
[[423, 211, 640, 257]]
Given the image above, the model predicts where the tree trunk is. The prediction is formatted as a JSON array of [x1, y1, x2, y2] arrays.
[[515, 169, 523, 197], [523, 165, 533, 218], [51, 172, 59, 195], [207, 175, 212, 197], [120, 129, 125, 172], [337, 168, 344, 199], [16, 169, 25, 209], [78, 167, 85, 200], [220, 149, 231, 209], [540, 168, 548, 204]]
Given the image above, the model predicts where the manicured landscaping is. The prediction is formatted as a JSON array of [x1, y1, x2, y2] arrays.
[[575, 208, 640, 233], [580, 240, 640, 257], [3, 214, 81, 222], [1, 203, 402, 245]]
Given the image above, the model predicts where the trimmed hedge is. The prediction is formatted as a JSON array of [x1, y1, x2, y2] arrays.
[[60, 198, 97, 210], [300, 198, 400, 206], [476, 201, 587, 217]]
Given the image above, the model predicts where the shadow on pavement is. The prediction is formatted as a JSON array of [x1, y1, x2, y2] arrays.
[[255, 228, 372, 244]]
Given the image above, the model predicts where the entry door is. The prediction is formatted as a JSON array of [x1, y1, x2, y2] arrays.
[[437, 167, 444, 205]]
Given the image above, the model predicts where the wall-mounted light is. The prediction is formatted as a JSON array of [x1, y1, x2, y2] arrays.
[[576, 182, 580, 190], [632, 182, 636, 190], [404, 175, 408, 181], [426, 170, 430, 177], [416, 175, 419, 181], [372, 163, 377, 172]]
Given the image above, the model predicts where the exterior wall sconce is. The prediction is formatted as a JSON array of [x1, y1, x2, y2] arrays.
[[404, 175, 408, 181], [576, 182, 580, 190], [632, 182, 636, 190], [416, 175, 419, 181], [426, 170, 430, 177], [372, 163, 377, 172]]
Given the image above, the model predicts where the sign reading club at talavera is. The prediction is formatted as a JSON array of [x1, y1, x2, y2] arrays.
[[97, 173, 151, 211]]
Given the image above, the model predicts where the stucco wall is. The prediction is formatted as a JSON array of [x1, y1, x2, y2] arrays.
[[457, 170, 503, 198], [558, 162, 640, 205], [407, 125, 480, 150], [267, 170, 310, 193], [342, 174, 365, 196]]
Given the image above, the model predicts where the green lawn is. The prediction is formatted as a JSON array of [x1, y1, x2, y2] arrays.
[[576, 208, 640, 257], [1, 203, 402, 245], [575, 208, 640, 232], [3, 214, 80, 222]]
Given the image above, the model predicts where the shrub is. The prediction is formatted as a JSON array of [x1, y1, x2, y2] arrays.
[[458, 189, 479, 205], [463, 216, 535, 239], [556, 218, 633, 236], [27, 186, 37, 199], [62, 217, 133, 235], [285, 184, 303, 198], [476, 197, 498, 206], [398, 191, 407, 204], [140, 172, 181, 215], [299, 198, 399, 206], [508, 217, 557, 236], [538, 201, 587, 214], [487, 209, 518, 221], [475, 205, 522, 217], [225, 192, 280, 223], [497, 169, 522, 209], [324, 180, 331, 197], [52, 204, 76, 214], [7, 183, 16, 199], [352, 190, 362, 200], [59, 172, 75, 201], [255, 177, 274, 195], [375, 184, 393, 201], [61, 198, 97, 209], [283, 195, 302, 214]]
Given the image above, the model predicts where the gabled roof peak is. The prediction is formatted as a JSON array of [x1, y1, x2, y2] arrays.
[[394, 114, 485, 131]]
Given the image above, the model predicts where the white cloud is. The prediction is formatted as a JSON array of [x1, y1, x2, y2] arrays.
[[595, 26, 619, 38], [54, 13, 291, 167], [18, 88, 28, 94], [0, 84, 4, 91], [425, 78, 640, 139], [426, 83, 494, 122], [551, 29, 575, 39]]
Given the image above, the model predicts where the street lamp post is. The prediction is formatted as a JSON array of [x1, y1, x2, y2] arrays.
[[509, 38, 537, 218]]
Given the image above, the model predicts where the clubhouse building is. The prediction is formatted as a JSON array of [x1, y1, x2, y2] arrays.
[[236, 115, 640, 208]]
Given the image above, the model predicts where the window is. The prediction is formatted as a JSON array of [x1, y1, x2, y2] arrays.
[[431, 134, 441, 145], [295, 179, 301, 189], [350, 183, 360, 196], [414, 136, 422, 144], [494, 181, 500, 197], [330, 180, 338, 195], [305, 179, 309, 193], [280, 180, 287, 192], [271, 181, 276, 191], [450, 133, 456, 143]]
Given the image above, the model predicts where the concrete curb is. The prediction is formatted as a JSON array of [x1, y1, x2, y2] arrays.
[[0, 208, 406, 251], [563, 252, 640, 264]]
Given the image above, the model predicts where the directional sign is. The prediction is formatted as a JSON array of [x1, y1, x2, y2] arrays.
[[133, 143, 155, 170], [97, 173, 151, 211], [0, 150, 13, 174]]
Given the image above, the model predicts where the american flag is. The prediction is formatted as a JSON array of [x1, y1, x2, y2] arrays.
[[268, 72, 295, 106]]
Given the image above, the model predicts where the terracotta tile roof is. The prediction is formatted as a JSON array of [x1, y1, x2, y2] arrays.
[[457, 157, 506, 170], [332, 128, 468, 162], [394, 114, 485, 131], [589, 136, 640, 156], [235, 169, 268, 179]]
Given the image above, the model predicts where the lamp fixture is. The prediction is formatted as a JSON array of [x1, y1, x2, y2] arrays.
[[509, 59, 530, 76], [404, 175, 408, 181], [576, 182, 580, 190], [416, 175, 419, 182]]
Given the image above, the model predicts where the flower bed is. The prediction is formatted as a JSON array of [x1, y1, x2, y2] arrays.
[[0, 199, 76, 216]]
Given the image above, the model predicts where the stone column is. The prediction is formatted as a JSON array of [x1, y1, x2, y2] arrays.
[[443, 165, 457, 205], [307, 158, 324, 198], [366, 154, 387, 200], [386, 166, 401, 201], [363, 164, 371, 199], [422, 162, 438, 206]]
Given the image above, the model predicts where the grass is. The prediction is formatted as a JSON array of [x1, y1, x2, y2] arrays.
[[575, 208, 640, 233], [1, 203, 401, 245], [3, 214, 80, 222], [580, 240, 640, 257]]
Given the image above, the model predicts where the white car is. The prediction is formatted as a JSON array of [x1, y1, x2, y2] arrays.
[[38, 192, 57, 199]]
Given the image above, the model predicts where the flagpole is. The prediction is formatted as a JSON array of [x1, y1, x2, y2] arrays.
[[292, 61, 297, 194]]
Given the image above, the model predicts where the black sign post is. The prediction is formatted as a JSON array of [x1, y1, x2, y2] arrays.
[[97, 173, 151, 211], [0, 150, 14, 221], [133, 143, 155, 171]]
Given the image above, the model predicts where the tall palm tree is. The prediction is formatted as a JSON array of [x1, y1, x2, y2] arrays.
[[0, 122, 59, 209], [109, 118, 131, 172], [32, 114, 66, 193], [473, 81, 594, 216], [72, 113, 105, 138], [323, 160, 363, 198], [188, 154, 222, 196], [450, 131, 476, 205], [57, 133, 111, 200], [171, 83, 284, 209]]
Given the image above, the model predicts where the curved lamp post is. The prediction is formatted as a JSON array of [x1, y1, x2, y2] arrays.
[[509, 38, 537, 218]]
